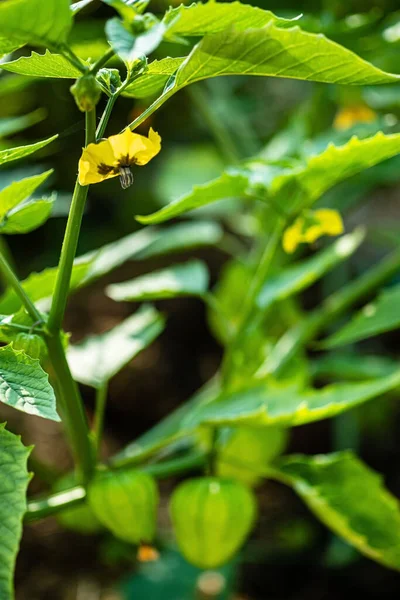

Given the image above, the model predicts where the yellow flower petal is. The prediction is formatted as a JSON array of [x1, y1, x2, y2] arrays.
[[132, 127, 162, 166], [108, 127, 135, 159], [78, 138, 118, 186], [334, 104, 377, 131], [314, 209, 344, 236], [282, 209, 344, 253], [283, 219, 303, 253]]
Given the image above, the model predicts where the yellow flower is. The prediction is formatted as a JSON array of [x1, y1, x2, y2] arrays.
[[283, 209, 344, 254], [78, 127, 161, 188], [333, 104, 377, 131]]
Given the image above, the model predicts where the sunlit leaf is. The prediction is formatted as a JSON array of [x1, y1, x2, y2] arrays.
[[173, 25, 399, 90], [0, 0, 72, 48], [163, 1, 298, 38], [124, 57, 184, 98], [277, 452, 400, 571], [1, 50, 84, 78], [0, 345, 59, 421], [183, 371, 400, 429], [139, 132, 400, 223], [0, 221, 222, 314], [0, 424, 31, 599], [68, 306, 165, 388], [0, 136, 58, 167], [107, 260, 209, 302], [322, 284, 400, 349]]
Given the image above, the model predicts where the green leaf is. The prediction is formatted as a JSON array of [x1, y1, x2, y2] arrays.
[[0, 136, 58, 167], [0, 424, 31, 599], [322, 284, 400, 349], [71, 0, 96, 14], [0, 0, 72, 48], [102, 0, 146, 21], [1, 197, 54, 235], [176, 25, 400, 87], [276, 452, 400, 571], [0, 36, 23, 59], [270, 131, 400, 213], [68, 306, 165, 388], [106, 17, 165, 65], [0, 345, 59, 421], [0, 221, 222, 314], [0, 50, 84, 78], [0, 171, 54, 235], [139, 132, 400, 224], [136, 162, 278, 224], [312, 354, 398, 382], [183, 371, 400, 429], [123, 57, 184, 98], [258, 229, 365, 310], [106, 260, 209, 302], [0, 171, 52, 214], [163, 1, 298, 38]]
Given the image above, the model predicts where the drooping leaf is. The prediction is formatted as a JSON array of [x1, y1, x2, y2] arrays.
[[163, 1, 298, 38], [258, 229, 365, 310], [138, 132, 400, 223], [183, 371, 400, 429], [322, 284, 400, 349], [0, 50, 84, 78], [68, 306, 165, 388], [0, 424, 31, 599], [136, 162, 280, 224], [276, 452, 400, 571], [106, 17, 165, 66], [0, 221, 222, 314], [123, 57, 184, 98], [0, 0, 73, 48], [0, 136, 58, 167], [0, 345, 59, 421], [0, 171, 52, 214], [106, 260, 209, 303]]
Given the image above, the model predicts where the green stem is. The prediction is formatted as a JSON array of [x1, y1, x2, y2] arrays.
[[93, 382, 108, 457], [0, 252, 42, 323], [128, 89, 175, 132], [47, 180, 89, 333], [85, 109, 97, 146], [96, 94, 117, 140], [89, 47, 115, 74], [46, 333, 94, 483], [187, 83, 240, 163], [221, 220, 285, 384], [59, 45, 88, 75], [25, 451, 206, 521]]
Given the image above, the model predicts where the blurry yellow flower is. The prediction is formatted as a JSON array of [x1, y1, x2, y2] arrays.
[[283, 209, 344, 254], [78, 127, 161, 188], [334, 104, 377, 131]]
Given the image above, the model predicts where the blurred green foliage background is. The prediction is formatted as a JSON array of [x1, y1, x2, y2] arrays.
[[3, 0, 400, 598]]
